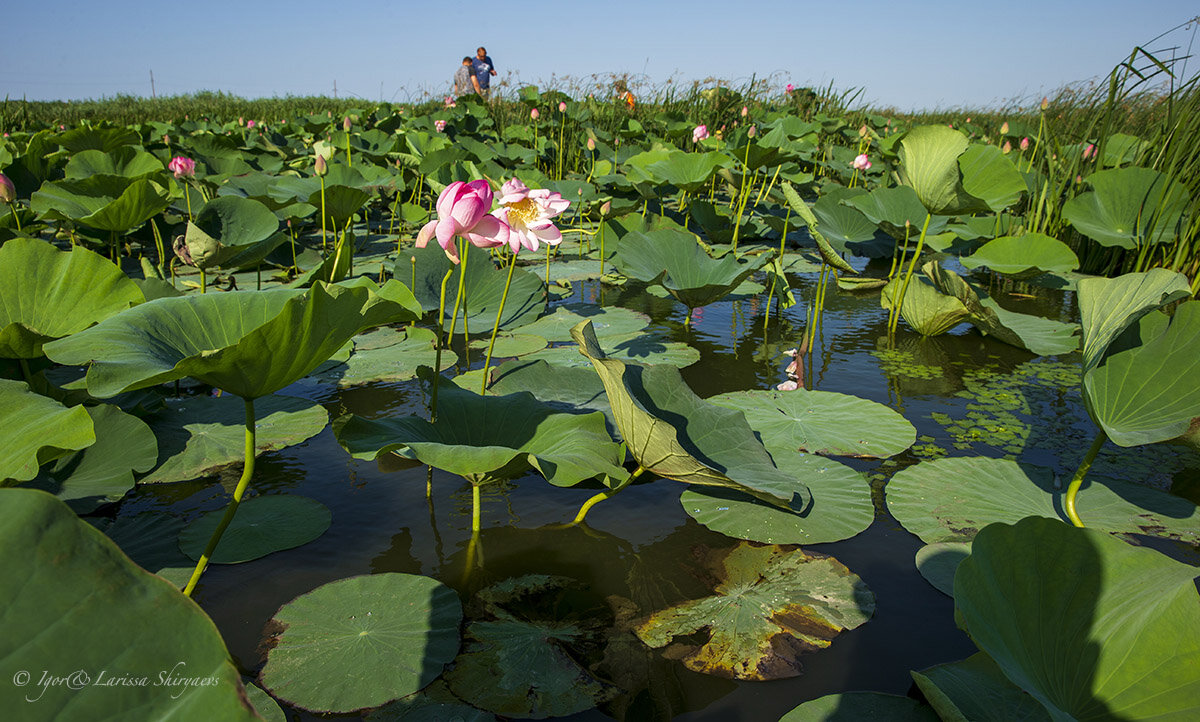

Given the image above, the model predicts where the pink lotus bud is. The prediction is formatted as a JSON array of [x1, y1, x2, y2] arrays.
[[747, 125, 756, 138], [314, 154, 328, 177], [558, 101, 567, 112], [434, 119, 447, 132], [965, 117, 971, 123], [1020, 137, 1030, 151], [1083, 143, 1095, 160], [1002, 140, 1012, 154], [859, 124, 869, 138], [238, 117, 244, 126], [741, 106, 748, 117], [1076, 175, 1083, 184], [1000, 121, 1009, 135], [0, 173, 15, 203], [167, 156, 196, 179], [531, 108, 540, 120], [163, 134, 171, 145], [692, 124, 709, 143], [247, 120, 256, 128], [587, 137, 596, 151], [1040, 97, 1049, 110], [600, 200, 612, 216], [852, 154, 871, 171], [786, 83, 794, 93], [343, 116, 352, 132]]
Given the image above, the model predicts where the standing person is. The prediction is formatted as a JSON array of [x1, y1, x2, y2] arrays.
[[472, 47, 497, 99], [454, 56, 482, 97]]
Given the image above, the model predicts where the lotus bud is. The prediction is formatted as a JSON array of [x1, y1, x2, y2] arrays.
[[747, 125, 756, 138], [1002, 140, 1012, 154], [558, 101, 567, 112], [1040, 97, 1049, 110], [1020, 137, 1030, 151], [965, 117, 971, 123], [1000, 121, 1009, 135], [434, 119, 447, 132], [238, 117, 244, 126], [314, 154, 328, 177], [587, 137, 596, 151], [163, 134, 171, 145], [741, 106, 748, 117], [0, 173, 15, 203], [859, 124, 869, 138], [600, 200, 611, 216], [531, 108, 540, 120], [1083, 143, 1095, 160], [343, 116, 352, 132]]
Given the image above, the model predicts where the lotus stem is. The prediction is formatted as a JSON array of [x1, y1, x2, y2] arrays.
[[150, 218, 165, 273], [319, 175, 328, 252], [430, 267, 454, 421], [545, 243, 551, 289], [19, 358, 32, 385], [200, 269, 207, 294], [471, 483, 482, 533], [598, 220, 606, 276], [182, 181, 192, 221], [572, 467, 643, 525], [7, 201, 21, 232], [888, 212, 932, 336], [755, 164, 782, 206], [345, 134, 352, 168], [446, 239, 469, 355], [182, 397, 256, 597], [1064, 431, 1107, 528], [482, 250, 519, 394], [731, 142, 754, 250]]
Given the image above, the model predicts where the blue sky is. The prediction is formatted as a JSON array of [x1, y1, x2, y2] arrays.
[[3, 1, 1197, 111]]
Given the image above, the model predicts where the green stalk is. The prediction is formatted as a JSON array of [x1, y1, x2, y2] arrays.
[[182, 181, 192, 221], [345, 134, 352, 168], [319, 175, 328, 252], [1064, 431, 1107, 527], [7, 201, 21, 232], [200, 269, 207, 294], [481, 250, 519, 393], [888, 213, 932, 336], [182, 397, 256, 597], [430, 268, 454, 422], [572, 467, 643, 524], [150, 218, 165, 273]]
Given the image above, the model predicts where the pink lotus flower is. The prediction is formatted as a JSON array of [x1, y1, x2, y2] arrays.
[[434, 119, 447, 132], [531, 108, 540, 120], [247, 120, 256, 128], [0, 173, 15, 203], [786, 83, 794, 93], [416, 180, 509, 263], [776, 380, 799, 391], [168, 156, 196, 179], [693, 124, 709, 143], [1020, 137, 1030, 151], [852, 154, 871, 171], [494, 177, 570, 253], [444, 96, 456, 108], [558, 101, 567, 112]]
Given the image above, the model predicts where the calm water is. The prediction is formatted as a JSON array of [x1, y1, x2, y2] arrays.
[[115, 254, 1200, 721]]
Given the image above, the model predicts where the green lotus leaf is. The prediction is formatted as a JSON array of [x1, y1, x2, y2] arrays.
[[45, 279, 421, 399], [509, 304, 650, 342], [54, 125, 140, 153], [886, 456, 1200, 545], [31, 403, 157, 513], [523, 329, 701, 368], [708, 388, 916, 458], [1099, 133, 1147, 167], [78, 178, 170, 234], [30, 175, 134, 222], [634, 542, 874, 680], [308, 184, 372, 229], [882, 276, 971, 336], [1076, 268, 1192, 372], [365, 680, 495, 722], [260, 573, 463, 714], [728, 137, 782, 171], [914, 541, 972, 597], [571, 320, 804, 507], [960, 233, 1079, 275], [139, 394, 330, 484], [897, 125, 988, 215], [179, 494, 331, 564], [612, 229, 771, 309], [911, 653, 1051, 722], [681, 447, 873, 544], [0, 378, 95, 483], [245, 683, 287, 722], [1082, 301, 1200, 446], [955, 517, 1200, 720], [623, 147, 675, 185], [0, 238, 144, 358], [0, 489, 258, 719], [483, 358, 613, 430], [444, 575, 617, 718], [779, 692, 939, 721], [397, 240, 546, 333], [312, 325, 454, 388], [780, 181, 856, 273], [811, 187, 877, 254], [183, 195, 282, 270], [958, 144, 1026, 212], [645, 151, 730, 193], [63, 147, 165, 180], [526, 259, 607, 285], [334, 377, 627, 487], [468, 332, 547, 358], [1062, 167, 1189, 249]]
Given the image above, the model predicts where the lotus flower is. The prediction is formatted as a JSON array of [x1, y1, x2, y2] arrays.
[[776, 380, 799, 391], [786, 83, 794, 93], [531, 108, 540, 120], [494, 177, 570, 253], [416, 180, 509, 263], [692, 124, 709, 143], [1020, 137, 1030, 151], [852, 154, 871, 171], [247, 120, 256, 128], [0, 173, 15, 203], [434, 119, 447, 132], [558, 101, 567, 112], [168, 156, 196, 179], [444, 96, 456, 108]]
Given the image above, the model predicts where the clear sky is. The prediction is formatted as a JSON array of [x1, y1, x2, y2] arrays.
[[2, 1, 1197, 111]]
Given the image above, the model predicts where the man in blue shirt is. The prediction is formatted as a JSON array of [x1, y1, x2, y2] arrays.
[[472, 47, 497, 99]]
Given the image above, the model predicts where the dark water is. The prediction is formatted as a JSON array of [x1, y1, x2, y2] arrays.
[[115, 255, 1200, 720]]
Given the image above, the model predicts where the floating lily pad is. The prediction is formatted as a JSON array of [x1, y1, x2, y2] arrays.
[[914, 541, 972, 597], [260, 573, 463, 713], [511, 305, 649, 342], [0, 489, 258, 719], [365, 681, 495, 722], [634, 542, 874, 680], [314, 325, 454, 388], [681, 448, 873, 544], [911, 652, 1051, 722], [708, 389, 916, 458], [960, 233, 1079, 276], [0, 378, 95, 483], [780, 692, 939, 721], [955, 517, 1200, 720], [527, 259, 607, 284], [886, 456, 1200, 545], [179, 494, 331, 564], [140, 394, 329, 484], [523, 331, 701, 368], [468, 333, 548, 358], [484, 358, 612, 427]]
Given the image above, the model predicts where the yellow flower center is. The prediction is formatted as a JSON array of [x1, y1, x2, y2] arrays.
[[508, 197, 540, 225]]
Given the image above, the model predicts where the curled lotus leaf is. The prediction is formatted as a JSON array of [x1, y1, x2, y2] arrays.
[[0, 378, 95, 483]]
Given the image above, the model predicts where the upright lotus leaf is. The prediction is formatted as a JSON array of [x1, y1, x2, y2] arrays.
[[845, 184, 940, 240], [0, 379, 95, 483], [334, 377, 626, 488], [959, 233, 1079, 276], [955, 517, 1200, 720], [779, 181, 855, 274], [1062, 167, 1189, 248], [911, 653, 1052, 722], [0, 489, 259, 719], [53, 125, 140, 153], [0, 238, 144, 358], [897, 125, 988, 215], [780, 693, 939, 721], [881, 275, 971, 336], [708, 389, 915, 458], [570, 320, 804, 507], [1076, 268, 1191, 372], [958, 144, 1026, 212], [45, 279, 421, 400], [645, 151, 730, 193], [1083, 301, 1200, 446], [634, 542, 874, 680], [63, 147, 165, 180], [260, 573, 463, 714], [811, 187, 878, 253], [623, 147, 675, 185], [77, 178, 170, 234], [886, 457, 1200, 545], [308, 184, 372, 229], [611, 229, 771, 310], [30, 175, 136, 222], [183, 195, 283, 270]]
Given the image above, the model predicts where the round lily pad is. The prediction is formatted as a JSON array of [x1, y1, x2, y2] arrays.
[[914, 541, 972, 597], [468, 333, 548, 358], [179, 494, 331, 564], [260, 573, 462, 713], [510, 305, 650, 343]]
